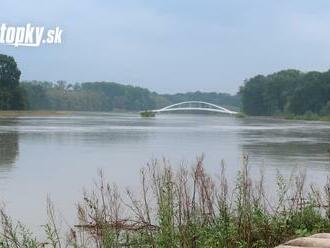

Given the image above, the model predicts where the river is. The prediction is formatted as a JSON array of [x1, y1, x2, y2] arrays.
[[0, 112, 329, 230]]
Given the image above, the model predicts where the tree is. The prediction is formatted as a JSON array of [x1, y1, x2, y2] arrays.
[[320, 101, 330, 116], [288, 72, 329, 115], [239, 75, 267, 115], [0, 54, 25, 110], [20, 81, 50, 110], [240, 69, 330, 116]]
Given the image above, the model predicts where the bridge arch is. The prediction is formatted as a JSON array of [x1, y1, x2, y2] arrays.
[[148, 101, 238, 115]]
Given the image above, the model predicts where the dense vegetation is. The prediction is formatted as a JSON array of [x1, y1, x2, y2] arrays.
[[2, 53, 330, 118], [0, 55, 25, 110], [0, 54, 240, 112], [20, 81, 240, 112], [20, 69, 330, 116], [21, 81, 157, 111], [1, 157, 330, 247], [239, 69, 330, 116]]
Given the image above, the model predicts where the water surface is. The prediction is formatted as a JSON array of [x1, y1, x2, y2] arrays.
[[0, 112, 329, 229]]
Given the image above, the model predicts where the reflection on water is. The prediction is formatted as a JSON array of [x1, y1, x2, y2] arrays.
[[239, 118, 330, 169], [0, 113, 329, 230], [0, 132, 19, 169], [0, 118, 19, 172]]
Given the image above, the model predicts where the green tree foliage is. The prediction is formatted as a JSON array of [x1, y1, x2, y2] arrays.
[[240, 69, 330, 116], [20, 81, 240, 111], [320, 101, 330, 116], [239, 75, 267, 115], [21, 81, 51, 110], [0, 54, 25, 110]]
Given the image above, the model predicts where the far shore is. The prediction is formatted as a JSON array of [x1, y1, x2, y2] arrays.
[[0, 110, 73, 117], [249, 114, 330, 122], [0, 110, 329, 123]]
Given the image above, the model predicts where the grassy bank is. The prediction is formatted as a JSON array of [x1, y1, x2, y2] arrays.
[[1, 157, 330, 247], [0, 111, 73, 117], [242, 113, 330, 122], [285, 114, 330, 122]]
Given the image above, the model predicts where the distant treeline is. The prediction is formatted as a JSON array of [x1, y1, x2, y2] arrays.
[[21, 81, 240, 111], [0, 54, 240, 112], [3, 53, 330, 116], [239, 69, 330, 116]]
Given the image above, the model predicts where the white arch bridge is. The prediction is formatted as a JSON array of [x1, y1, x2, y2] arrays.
[[145, 101, 238, 115]]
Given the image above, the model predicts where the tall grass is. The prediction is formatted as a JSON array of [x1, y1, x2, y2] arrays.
[[1, 156, 330, 247]]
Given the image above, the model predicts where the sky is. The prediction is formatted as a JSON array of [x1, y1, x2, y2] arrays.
[[1, 0, 330, 94]]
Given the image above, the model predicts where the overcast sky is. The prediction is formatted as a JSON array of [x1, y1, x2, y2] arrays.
[[1, 0, 330, 94]]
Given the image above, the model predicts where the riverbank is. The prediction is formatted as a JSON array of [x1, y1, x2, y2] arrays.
[[285, 114, 330, 122], [1, 158, 330, 247], [243, 114, 330, 122], [1, 110, 329, 124]]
